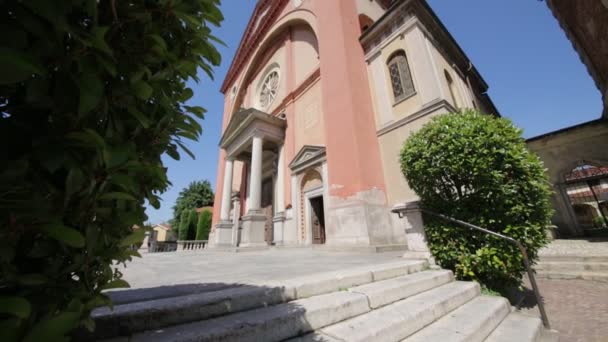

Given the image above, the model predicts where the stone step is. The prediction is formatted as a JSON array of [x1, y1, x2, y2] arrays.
[[402, 295, 510, 342], [484, 312, 543, 342], [316, 281, 480, 342], [118, 269, 455, 342], [539, 254, 608, 263], [275, 259, 428, 299], [88, 260, 427, 340], [536, 261, 608, 272], [536, 270, 608, 282], [348, 269, 453, 308], [130, 290, 371, 342]]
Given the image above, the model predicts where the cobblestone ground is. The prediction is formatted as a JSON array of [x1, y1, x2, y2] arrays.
[[519, 278, 608, 342]]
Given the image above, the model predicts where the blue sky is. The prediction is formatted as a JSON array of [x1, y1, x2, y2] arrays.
[[145, 0, 603, 224]]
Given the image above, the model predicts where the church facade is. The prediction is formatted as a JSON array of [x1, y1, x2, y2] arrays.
[[210, 0, 498, 249]]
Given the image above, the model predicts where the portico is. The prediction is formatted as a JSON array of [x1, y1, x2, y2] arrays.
[[212, 108, 286, 247]]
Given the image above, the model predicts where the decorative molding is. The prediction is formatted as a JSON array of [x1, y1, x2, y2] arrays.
[[377, 98, 455, 137], [221, 0, 290, 93], [289, 145, 326, 174], [221, 108, 287, 158]]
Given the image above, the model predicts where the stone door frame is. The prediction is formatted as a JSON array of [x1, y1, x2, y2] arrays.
[[304, 187, 325, 245]]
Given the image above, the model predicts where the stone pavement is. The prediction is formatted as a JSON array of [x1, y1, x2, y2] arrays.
[[539, 238, 608, 257], [120, 249, 404, 289], [518, 278, 608, 342]]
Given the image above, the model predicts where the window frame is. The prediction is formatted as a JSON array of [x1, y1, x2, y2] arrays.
[[386, 50, 416, 104]]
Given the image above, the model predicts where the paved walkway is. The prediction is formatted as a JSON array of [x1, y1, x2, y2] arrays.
[[519, 278, 608, 342], [121, 249, 404, 289]]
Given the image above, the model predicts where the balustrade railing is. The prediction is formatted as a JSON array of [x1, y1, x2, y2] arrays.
[[177, 240, 208, 251]]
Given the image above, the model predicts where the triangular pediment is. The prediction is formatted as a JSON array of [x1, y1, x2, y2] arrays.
[[289, 145, 326, 171], [219, 108, 285, 148]]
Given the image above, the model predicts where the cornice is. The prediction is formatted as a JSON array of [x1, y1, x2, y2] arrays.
[[221, 0, 290, 93]]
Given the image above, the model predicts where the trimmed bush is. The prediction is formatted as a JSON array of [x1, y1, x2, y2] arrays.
[[172, 180, 214, 228], [400, 110, 552, 291], [178, 211, 190, 241], [196, 210, 212, 240], [187, 209, 199, 240]]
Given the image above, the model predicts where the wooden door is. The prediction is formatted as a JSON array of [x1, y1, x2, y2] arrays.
[[310, 197, 326, 244], [261, 178, 274, 244]]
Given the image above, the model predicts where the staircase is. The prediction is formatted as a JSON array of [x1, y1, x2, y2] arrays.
[[536, 238, 608, 282], [83, 259, 556, 342], [536, 254, 608, 282]]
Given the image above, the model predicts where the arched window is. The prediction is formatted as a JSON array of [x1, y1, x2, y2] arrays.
[[387, 51, 415, 102], [444, 70, 461, 108]]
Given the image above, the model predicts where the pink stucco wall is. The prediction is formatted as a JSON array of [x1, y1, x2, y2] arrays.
[[314, 0, 387, 198]]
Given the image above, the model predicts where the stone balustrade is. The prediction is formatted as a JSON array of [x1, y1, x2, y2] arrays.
[[177, 240, 208, 251]]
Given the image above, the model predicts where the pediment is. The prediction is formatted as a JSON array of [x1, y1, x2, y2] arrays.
[[219, 108, 286, 149], [289, 145, 326, 172]]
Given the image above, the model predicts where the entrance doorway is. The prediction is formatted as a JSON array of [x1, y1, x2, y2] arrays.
[[309, 196, 326, 244]]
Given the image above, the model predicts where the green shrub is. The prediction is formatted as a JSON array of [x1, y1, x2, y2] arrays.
[[172, 180, 214, 228], [0, 0, 223, 339], [187, 209, 199, 240], [594, 215, 607, 227], [178, 211, 190, 241], [400, 110, 552, 291], [196, 210, 212, 240]]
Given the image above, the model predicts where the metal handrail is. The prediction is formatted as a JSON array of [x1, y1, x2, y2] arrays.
[[418, 209, 550, 329]]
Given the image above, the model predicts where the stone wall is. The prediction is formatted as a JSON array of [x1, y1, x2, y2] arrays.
[[527, 119, 608, 236]]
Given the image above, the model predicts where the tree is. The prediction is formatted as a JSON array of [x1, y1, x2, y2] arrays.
[[172, 180, 214, 227], [400, 110, 552, 291], [196, 210, 212, 240], [0, 0, 223, 339], [178, 211, 190, 241], [187, 209, 199, 240]]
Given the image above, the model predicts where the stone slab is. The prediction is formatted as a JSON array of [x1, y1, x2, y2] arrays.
[[403, 295, 510, 342], [118, 249, 404, 289], [129, 291, 370, 342], [319, 281, 480, 342], [485, 313, 542, 342], [90, 285, 296, 340], [349, 270, 452, 308]]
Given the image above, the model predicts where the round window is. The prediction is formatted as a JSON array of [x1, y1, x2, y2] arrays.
[[259, 70, 280, 109]]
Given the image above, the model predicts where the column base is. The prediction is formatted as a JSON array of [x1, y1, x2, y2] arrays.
[[240, 213, 267, 247], [210, 221, 234, 247], [401, 201, 432, 254], [325, 189, 395, 246], [272, 213, 286, 246]]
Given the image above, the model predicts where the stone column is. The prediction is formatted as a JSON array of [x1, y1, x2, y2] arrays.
[[273, 144, 286, 245], [240, 135, 267, 247], [220, 158, 234, 221], [211, 157, 235, 247], [231, 193, 241, 247], [275, 144, 285, 213], [248, 135, 263, 213]]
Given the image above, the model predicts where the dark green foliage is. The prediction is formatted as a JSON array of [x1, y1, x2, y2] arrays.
[[187, 209, 198, 240], [196, 210, 212, 240], [400, 110, 552, 291], [172, 180, 214, 227], [178, 211, 190, 241], [594, 216, 607, 227], [0, 0, 223, 339]]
